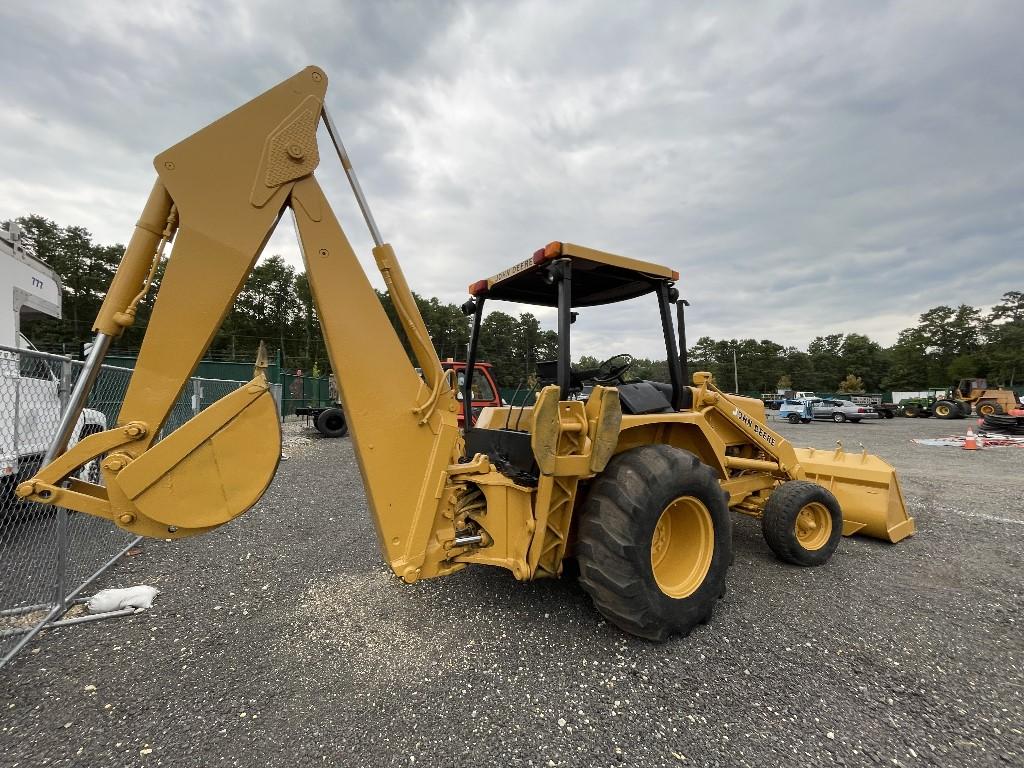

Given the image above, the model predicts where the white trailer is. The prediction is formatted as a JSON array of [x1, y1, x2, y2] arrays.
[[1, 223, 106, 497]]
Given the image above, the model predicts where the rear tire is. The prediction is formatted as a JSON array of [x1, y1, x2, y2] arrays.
[[762, 481, 842, 567], [787, 413, 801, 424], [932, 400, 958, 419], [315, 407, 348, 438], [576, 445, 731, 641], [832, 412, 846, 423], [901, 405, 918, 418]]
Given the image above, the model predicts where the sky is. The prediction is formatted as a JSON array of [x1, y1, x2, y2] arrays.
[[1, 1, 1021, 360]]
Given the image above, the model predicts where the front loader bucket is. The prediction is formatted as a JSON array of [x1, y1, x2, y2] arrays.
[[795, 446, 915, 543]]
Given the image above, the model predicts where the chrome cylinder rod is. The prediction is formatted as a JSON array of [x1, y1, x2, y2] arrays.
[[43, 331, 113, 466], [320, 106, 384, 247]]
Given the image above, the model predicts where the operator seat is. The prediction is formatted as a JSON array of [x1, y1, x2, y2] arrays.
[[647, 381, 693, 410]]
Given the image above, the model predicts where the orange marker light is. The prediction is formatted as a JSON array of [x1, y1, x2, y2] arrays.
[[532, 241, 563, 265]]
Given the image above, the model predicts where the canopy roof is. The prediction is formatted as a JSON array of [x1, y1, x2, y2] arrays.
[[469, 242, 678, 308]]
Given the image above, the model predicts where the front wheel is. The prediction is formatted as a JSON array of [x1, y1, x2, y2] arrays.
[[762, 481, 842, 566], [932, 400, 958, 419], [787, 413, 801, 424], [902, 405, 919, 418], [832, 412, 846, 423], [576, 445, 731, 641], [976, 401, 1003, 417]]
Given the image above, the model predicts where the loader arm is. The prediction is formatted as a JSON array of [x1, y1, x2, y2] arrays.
[[689, 373, 914, 543], [17, 67, 465, 580]]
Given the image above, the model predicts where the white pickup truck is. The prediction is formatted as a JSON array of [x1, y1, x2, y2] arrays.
[[1, 223, 107, 507]]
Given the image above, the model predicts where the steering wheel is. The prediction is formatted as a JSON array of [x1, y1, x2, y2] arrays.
[[592, 353, 633, 384]]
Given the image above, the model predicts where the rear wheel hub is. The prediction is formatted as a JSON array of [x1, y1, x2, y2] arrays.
[[651, 496, 714, 599]]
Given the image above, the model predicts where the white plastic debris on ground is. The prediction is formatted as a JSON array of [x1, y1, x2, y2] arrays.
[[87, 585, 160, 613], [912, 433, 1024, 448]]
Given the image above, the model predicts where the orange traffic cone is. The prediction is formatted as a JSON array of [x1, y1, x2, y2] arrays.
[[963, 428, 978, 450]]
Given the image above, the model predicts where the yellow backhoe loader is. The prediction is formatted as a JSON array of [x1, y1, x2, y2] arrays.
[[952, 378, 1018, 418], [16, 68, 914, 640]]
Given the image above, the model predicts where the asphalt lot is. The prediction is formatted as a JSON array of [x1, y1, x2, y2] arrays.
[[2, 415, 1022, 767]]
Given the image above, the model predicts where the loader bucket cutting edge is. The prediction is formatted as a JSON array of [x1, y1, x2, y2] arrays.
[[794, 448, 915, 543]]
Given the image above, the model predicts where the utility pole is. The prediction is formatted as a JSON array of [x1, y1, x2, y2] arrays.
[[733, 348, 739, 393]]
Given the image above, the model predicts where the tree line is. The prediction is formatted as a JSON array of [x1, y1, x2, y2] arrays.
[[8, 215, 1022, 392]]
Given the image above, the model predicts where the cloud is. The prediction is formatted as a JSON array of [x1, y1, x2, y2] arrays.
[[1, 1, 1021, 359]]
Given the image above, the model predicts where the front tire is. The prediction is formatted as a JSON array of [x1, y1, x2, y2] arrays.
[[976, 401, 1003, 417], [787, 413, 801, 424], [932, 400, 958, 419], [832, 412, 846, 423], [762, 481, 842, 566], [576, 445, 731, 641]]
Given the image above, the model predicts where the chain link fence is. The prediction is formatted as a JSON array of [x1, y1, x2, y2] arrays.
[[0, 344, 277, 666], [280, 371, 334, 417]]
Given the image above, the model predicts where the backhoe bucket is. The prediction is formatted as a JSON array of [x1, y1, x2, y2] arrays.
[[795, 446, 915, 543], [111, 378, 281, 536]]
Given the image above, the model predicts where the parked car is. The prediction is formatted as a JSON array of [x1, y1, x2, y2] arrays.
[[809, 398, 879, 423]]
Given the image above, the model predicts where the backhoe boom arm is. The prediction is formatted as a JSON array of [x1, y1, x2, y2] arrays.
[[18, 66, 464, 580]]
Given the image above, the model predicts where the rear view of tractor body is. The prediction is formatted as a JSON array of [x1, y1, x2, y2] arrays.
[[19, 67, 914, 643], [453, 242, 914, 639]]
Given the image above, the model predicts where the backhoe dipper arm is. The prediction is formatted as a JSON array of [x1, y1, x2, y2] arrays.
[[18, 67, 464, 580]]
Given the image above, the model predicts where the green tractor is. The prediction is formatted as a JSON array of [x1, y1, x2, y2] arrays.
[[898, 396, 935, 419], [898, 394, 971, 420]]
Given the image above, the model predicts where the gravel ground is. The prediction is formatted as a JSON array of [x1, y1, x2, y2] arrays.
[[2, 415, 1021, 767]]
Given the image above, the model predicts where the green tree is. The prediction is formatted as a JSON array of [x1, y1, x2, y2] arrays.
[[839, 333, 886, 391], [838, 374, 864, 393], [985, 291, 1024, 385], [478, 311, 521, 386], [807, 334, 844, 391]]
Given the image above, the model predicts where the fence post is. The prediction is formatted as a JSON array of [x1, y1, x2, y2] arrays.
[[192, 378, 203, 417], [52, 356, 75, 609]]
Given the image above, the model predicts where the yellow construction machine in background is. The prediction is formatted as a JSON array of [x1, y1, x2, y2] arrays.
[[16, 67, 914, 641]]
